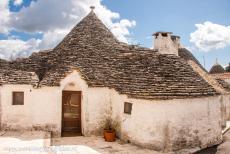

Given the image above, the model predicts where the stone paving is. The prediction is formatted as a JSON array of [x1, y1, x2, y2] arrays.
[[51, 136, 163, 154], [0, 131, 162, 154], [0, 131, 50, 154], [216, 130, 230, 154], [1, 130, 230, 154]]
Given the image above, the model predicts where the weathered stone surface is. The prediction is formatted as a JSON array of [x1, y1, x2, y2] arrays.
[[0, 11, 218, 99], [216, 79, 230, 92], [0, 66, 38, 86], [178, 48, 206, 72]]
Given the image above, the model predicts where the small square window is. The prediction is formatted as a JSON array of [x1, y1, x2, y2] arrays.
[[12, 92, 24, 105], [124, 102, 132, 114]]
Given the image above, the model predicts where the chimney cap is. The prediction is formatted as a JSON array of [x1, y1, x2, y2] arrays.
[[153, 31, 172, 36]]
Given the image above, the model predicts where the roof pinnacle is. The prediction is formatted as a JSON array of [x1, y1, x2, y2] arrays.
[[90, 6, 95, 11], [215, 58, 219, 65]]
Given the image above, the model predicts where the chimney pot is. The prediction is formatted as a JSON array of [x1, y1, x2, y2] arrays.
[[153, 32, 180, 56]]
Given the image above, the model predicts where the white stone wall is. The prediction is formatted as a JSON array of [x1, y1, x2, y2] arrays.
[[221, 94, 230, 121], [59, 71, 112, 136], [225, 79, 230, 84], [0, 86, 2, 129], [113, 96, 226, 152], [0, 71, 112, 137], [109, 89, 230, 152], [0, 85, 62, 135], [154, 33, 179, 56], [0, 70, 230, 152]]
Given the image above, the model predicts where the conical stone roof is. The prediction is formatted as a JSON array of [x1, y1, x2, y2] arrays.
[[178, 48, 206, 72], [0, 10, 219, 99], [225, 63, 230, 72], [209, 63, 225, 74], [54, 10, 121, 51]]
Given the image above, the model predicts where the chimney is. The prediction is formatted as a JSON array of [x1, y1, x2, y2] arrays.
[[153, 32, 180, 56]]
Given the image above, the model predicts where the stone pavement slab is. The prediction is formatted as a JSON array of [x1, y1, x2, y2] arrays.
[[0, 131, 164, 154], [0, 131, 50, 154], [51, 136, 163, 154]]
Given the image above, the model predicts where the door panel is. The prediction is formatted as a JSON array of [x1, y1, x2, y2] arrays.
[[62, 91, 81, 134]]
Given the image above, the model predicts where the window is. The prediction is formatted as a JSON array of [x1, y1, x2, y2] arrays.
[[124, 102, 132, 114], [12, 92, 24, 105]]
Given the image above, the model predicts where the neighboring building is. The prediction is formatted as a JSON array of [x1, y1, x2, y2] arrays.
[[209, 61, 230, 85], [0, 8, 230, 152], [209, 62, 225, 74], [226, 63, 230, 72], [212, 73, 230, 85]]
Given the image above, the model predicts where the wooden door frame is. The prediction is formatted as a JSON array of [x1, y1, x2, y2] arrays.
[[61, 90, 82, 136]]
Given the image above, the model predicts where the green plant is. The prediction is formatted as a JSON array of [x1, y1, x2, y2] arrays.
[[104, 119, 118, 131]]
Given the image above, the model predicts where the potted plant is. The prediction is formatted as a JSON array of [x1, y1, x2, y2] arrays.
[[103, 119, 116, 142]]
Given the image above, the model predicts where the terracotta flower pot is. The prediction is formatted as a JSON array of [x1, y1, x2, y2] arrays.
[[104, 129, 116, 142]]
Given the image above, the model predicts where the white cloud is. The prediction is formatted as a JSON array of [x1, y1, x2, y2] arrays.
[[9, 0, 78, 33], [110, 19, 136, 43], [0, 38, 41, 60], [9, 0, 136, 42], [38, 29, 70, 50], [14, 0, 23, 6], [0, 0, 10, 34], [0, 0, 136, 60], [190, 21, 230, 52]]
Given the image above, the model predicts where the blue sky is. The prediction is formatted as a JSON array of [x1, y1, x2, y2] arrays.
[[102, 0, 230, 70], [0, 0, 230, 70]]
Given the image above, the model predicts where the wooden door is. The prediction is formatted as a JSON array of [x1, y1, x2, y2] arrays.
[[62, 91, 81, 135]]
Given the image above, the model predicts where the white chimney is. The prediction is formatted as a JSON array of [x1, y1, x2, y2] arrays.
[[153, 32, 180, 56]]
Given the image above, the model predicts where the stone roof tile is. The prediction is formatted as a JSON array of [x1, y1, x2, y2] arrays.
[[178, 48, 206, 72], [0, 11, 218, 99], [0, 69, 38, 86], [216, 79, 230, 92]]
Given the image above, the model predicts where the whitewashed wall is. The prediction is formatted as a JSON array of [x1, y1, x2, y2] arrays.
[[0, 70, 230, 152], [225, 79, 230, 84], [112, 95, 229, 152], [0, 71, 112, 137], [222, 94, 230, 121], [154, 33, 179, 56], [59, 71, 112, 136], [0, 85, 62, 135], [0, 86, 2, 129]]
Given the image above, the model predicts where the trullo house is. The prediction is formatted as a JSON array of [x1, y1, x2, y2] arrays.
[[0, 7, 230, 152]]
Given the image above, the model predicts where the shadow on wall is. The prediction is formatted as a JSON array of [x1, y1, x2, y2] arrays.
[[194, 145, 218, 154]]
